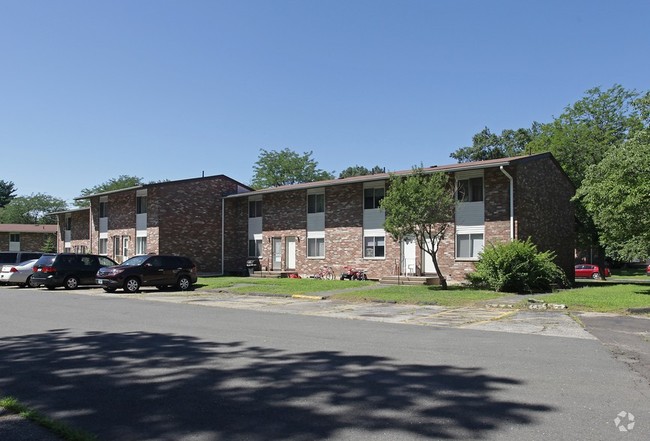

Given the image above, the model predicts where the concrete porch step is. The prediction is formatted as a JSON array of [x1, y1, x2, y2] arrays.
[[379, 275, 440, 286]]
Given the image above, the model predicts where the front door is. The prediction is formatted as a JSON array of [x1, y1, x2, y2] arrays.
[[422, 238, 438, 275], [401, 236, 416, 275], [286, 237, 296, 270], [272, 237, 282, 270]]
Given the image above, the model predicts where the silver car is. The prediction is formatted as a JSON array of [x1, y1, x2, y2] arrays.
[[0, 259, 39, 287]]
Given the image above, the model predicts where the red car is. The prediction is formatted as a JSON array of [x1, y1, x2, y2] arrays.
[[647, 264, 650, 276], [575, 264, 610, 279]]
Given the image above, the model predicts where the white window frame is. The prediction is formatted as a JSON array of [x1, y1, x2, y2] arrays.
[[364, 235, 385, 259], [136, 236, 147, 255], [307, 237, 325, 258], [248, 239, 262, 257], [98, 238, 108, 255], [456, 233, 484, 260]]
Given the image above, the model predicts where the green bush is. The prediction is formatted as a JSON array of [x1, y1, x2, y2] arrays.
[[466, 238, 567, 293]]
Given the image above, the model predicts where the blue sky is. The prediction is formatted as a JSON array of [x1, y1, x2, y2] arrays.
[[2, 0, 649, 204]]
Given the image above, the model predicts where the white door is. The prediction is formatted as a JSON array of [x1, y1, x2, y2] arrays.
[[401, 236, 416, 275], [272, 238, 282, 270], [286, 237, 296, 270], [422, 238, 438, 275]]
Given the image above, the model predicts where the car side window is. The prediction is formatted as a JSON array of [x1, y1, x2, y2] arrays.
[[148, 257, 163, 267], [80, 256, 95, 267], [98, 257, 115, 267]]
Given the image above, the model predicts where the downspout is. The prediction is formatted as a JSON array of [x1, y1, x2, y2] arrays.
[[221, 198, 225, 276], [499, 166, 514, 240]]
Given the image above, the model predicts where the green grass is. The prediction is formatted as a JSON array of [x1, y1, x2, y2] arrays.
[[0, 396, 96, 441], [541, 284, 650, 313], [330, 285, 508, 306], [197, 276, 374, 296]]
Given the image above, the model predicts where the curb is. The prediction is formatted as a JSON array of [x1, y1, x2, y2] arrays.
[[291, 294, 325, 300]]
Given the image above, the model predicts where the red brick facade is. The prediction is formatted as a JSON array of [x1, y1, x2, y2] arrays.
[[55, 154, 575, 282]]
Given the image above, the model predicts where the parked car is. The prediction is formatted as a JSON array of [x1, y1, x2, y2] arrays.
[[647, 264, 650, 276], [575, 264, 611, 279], [96, 255, 197, 293], [0, 251, 44, 266], [0, 259, 39, 287], [31, 253, 117, 290]]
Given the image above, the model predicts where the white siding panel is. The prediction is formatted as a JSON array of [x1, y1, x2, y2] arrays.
[[99, 217, 108, 233], [136, 213, 147, 231], [248, 217, 262, 236]]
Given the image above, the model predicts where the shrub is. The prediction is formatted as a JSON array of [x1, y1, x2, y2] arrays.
[[466, 238, 567, 293]]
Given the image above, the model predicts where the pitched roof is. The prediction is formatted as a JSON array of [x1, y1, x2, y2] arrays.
[[226, 152, 556, 198], [0, 224, 57, 233]]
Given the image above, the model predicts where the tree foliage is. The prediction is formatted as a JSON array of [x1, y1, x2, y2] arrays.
[[0, 180, 17, 208], [338, 165, 386, 179], [450, 126, 540, 163], [575, 128, 650, 260], [75, 175, 144, 207], [0, 193, 68, 224], [466, 238, 567, 293], [251, 148, 334, 189], [380, 168, 455, 289]]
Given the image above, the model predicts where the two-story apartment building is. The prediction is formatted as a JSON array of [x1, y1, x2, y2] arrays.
[[0, 224, 57, 252], [223, 153, 575, 282], [54, 175, 251, 272]]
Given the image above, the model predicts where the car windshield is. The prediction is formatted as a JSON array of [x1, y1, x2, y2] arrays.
[[121, 255, 150, 266]]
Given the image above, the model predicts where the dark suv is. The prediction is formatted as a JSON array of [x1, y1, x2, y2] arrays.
[[32, 253, 117, 290], [96, 255, 197, 293]]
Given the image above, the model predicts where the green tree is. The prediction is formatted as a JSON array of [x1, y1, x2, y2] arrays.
[[0, 180, 17, 208], [0, 193, 67, 224], [575, 128, 650, 260], [75, 175, 144, 207], [381, 168, 455, 289], [251, 148, 334, 189], [338, 165, 386, 179], [42, 235, 57, 253], [450, 126, 539, 163]]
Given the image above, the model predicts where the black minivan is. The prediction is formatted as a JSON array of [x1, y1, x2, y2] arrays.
[[32, 253, 117, 290], [96, 255, 197, 293]]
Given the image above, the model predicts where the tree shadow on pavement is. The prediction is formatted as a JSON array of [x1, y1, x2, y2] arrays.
[[0, 330, 553, 440]]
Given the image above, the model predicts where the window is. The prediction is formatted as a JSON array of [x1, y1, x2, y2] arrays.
[[364, 236, 385, 258], [113, 236, 122, 260], [9, 234, 20, 243], [307, 193, 325, 213], [249, 200, 262, 218], [74, 245, 87, 254], [98, 238, 108, 255], [457, 177, 484, 202], [364, 187, 385, 209], [456, 233, 484, 259], [136, 196, 147, 214], [248, 239, 262, 257], [99, 201, 108, 218], [307, 238, 325, 258], [65, 216, 72, 230], [136, 237, 147, 255]]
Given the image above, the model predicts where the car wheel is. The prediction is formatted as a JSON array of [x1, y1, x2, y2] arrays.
[[177, 275, 192, 291], [591, 272, 601, 279], [124, 277, 140, 293], [27, 275, 40, 288], [64, 276, 79, 290], [103, 287, 117, 293]]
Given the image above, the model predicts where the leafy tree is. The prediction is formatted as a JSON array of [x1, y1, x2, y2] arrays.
[[528, 84, 643, 186], [0, 180, 17, 208], [450, 125, 540, 163], [42, 235, 57, 253], [0, 193, 67, 224], [381, 168, 455, 289], [338, 165, 386, 179], [75, 175, 144, 207], [575, 128, 650, 261], [466, 238, 567, 293], [251, 148, 334, 189]]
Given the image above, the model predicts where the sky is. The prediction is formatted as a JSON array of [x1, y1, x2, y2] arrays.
[[1, 0, 649, 205]]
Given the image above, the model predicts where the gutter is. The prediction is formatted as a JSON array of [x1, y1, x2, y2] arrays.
[[220, 199, 225, 276], [500, 166, 515, 240]]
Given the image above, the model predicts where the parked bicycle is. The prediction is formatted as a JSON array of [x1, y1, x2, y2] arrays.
[[313, 266, 335, 280]]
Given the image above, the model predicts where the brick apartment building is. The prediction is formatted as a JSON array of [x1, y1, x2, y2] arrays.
[[223, 153, 575, 283], [0, 224, 57, 252], [54, 175, 251, 272], [52, 153, 574, 282]]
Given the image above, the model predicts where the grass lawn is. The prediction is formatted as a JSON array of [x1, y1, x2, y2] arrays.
[[609, 267, 650, 281], [542, 284, 650, 313], [197, 276, 506, 306], [197, 276, 650, 313]]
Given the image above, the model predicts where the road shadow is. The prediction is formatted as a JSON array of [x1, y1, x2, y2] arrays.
[[0, 330, 553, 440]]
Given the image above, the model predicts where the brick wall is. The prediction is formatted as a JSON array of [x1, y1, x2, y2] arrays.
[[0, 232, 56, 252]]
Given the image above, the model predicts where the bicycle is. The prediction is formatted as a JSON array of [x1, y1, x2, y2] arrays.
[[314, 266, 335, 280]]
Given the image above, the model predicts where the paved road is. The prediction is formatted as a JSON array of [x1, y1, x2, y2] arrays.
[[0, 287, 649, 440]]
